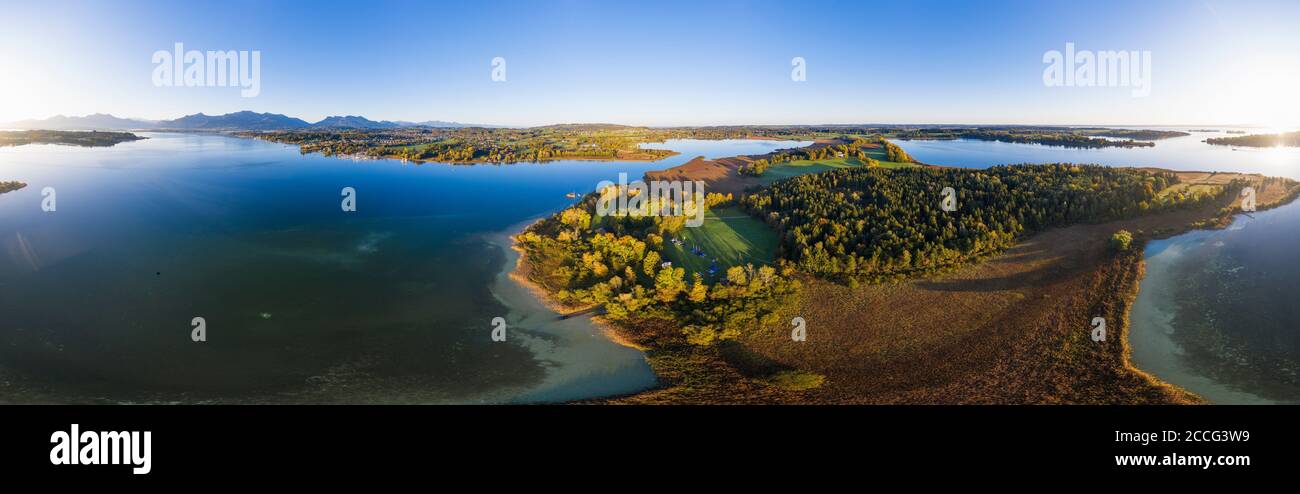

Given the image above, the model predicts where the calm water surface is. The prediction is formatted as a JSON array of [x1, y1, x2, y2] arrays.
[[0, 135, 788, 403]]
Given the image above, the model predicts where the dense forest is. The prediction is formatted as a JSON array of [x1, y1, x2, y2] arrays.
[[1205, 131, 1300, 148], [517, 162, 1242, 345], [744, 164, 1237, 282]]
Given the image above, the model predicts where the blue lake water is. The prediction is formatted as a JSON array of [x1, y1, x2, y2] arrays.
[[897, 130, 1300, 404], [1, 131, 1295, 403], [0, 134, 772, 403], [1130, 201, 1300, 403]]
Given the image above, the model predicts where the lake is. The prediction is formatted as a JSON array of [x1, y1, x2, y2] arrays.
[[1129, 201, 1300, 404], [1, 131, 1293, 404], [896, 129, 1300, 404], [0, 135, 801, 403], [895, 128, 1300, 180]]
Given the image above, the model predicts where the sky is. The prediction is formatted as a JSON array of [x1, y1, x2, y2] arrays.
[[1, 0, 1298, 127]]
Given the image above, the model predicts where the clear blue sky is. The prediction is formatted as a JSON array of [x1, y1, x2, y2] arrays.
[[2, 0, 1298, 127]]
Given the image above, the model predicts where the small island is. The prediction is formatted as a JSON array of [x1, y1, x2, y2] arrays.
[[1077, 128, 1191, 140], [240, 125, 687, 164], [0, 180, 27, 195], [0, 130, 145, 148], [889, 127, 1189, 148], [1205, 131, 1300, 148]]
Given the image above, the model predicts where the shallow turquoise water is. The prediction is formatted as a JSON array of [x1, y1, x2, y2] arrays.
[[1129, 201, 1300, 403]]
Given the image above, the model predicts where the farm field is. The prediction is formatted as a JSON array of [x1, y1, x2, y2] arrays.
[[757, 157, 864, 184]]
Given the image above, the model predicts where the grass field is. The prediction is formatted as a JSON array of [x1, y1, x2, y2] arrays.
[[1156, 182, 1222, 201], [757, 156, 917, 185], [662, 206, 778, 277], [757, 157, 864, 184], [863, 146, 919, 168]]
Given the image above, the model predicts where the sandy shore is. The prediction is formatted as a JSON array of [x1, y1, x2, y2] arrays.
[[486, 220, 658, 403], [504, 220, 651, 352]]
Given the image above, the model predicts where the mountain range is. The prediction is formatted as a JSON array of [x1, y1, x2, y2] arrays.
[[4, 111, 486, 131]]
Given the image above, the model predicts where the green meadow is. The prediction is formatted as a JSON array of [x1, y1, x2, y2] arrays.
[[757, 155, 916, 185], [662, 206, 778, 276], [862, 146, 920, 168]]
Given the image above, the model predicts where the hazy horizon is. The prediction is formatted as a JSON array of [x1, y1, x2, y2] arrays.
[[7, 110, 1292, 130]]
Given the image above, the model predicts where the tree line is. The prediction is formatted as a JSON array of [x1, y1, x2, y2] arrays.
[[744, 164, 1232, 282], [739, 138, 890, 176], [1205, 131, 1300, 148]]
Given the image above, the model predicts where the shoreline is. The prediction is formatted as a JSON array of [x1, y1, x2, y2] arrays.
[[490, 219, 659, 403], [519, 166, 1297, 404], [237, 133, 683, 165], [1123, 183, 1300, 404], [479, 128, 1300, 404], [503, 220, 651, 353]]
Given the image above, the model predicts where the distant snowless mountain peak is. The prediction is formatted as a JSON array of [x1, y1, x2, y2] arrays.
[[5, 111, 487, 130]]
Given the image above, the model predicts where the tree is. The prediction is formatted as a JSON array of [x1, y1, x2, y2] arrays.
[[688, 273, 708, 302], [642, 250, 660, 277], [559, 207, 590, 230], [654, 266, 686, 302], [1110, 230, 1133, 252]]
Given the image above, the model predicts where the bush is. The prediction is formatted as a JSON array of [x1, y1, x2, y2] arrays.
[[764, 370, 826, 390], [1110, 230, 1133, 252]]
